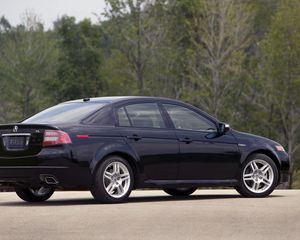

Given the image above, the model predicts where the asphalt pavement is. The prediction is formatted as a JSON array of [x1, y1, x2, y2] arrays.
[[0, 189, 299, 240]]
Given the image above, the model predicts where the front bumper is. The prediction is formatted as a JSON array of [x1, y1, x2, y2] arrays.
[[278, 151, 290, 183], [279, 170, 290, 183]]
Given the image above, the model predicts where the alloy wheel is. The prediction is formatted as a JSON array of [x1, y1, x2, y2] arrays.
[[103, 161, 131, 198], [29, 187, 53, 197], [243, 159, 274, 194]]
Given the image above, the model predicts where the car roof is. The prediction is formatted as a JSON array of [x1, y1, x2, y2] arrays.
[[64, 96, 179, 104], [64, 96, 219, 124]]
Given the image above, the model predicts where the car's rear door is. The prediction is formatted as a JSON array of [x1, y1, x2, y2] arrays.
[[162, 103, 240, 180], [115, 102, 179, 180]]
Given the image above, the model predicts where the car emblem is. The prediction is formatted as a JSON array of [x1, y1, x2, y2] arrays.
[[13, 126, 18, 133]]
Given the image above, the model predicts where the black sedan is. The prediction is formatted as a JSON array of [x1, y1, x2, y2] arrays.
[[0, 97, 289, 203]]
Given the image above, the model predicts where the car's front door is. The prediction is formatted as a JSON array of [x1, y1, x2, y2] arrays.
[[163, 104, 240, 180], [115, 102, 179, 180]]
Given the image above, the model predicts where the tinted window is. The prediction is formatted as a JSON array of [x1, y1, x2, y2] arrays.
[[23, 103, 106, 124], [118, 103, 165, 128], [117, 107, 131, 127], [163, 104, 216, 131], [83, 106, 115, 126]]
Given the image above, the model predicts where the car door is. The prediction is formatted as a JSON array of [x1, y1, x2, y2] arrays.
[[162, 103, 240, 180], [115, 102, 179, 180]]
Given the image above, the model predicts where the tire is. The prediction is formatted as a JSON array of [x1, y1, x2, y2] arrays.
[[91, 156, 133, 203], [235, 153, 279, 198], [163, 188, 197, 196], [16, 187, 55, 202]]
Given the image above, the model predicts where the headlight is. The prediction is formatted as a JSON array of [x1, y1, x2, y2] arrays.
[[275, 145, 285, 152]]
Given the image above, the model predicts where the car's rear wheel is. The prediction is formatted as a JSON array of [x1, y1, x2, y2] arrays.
[[163, 188, 197, 196], [91, 156, 133, 203], [235, 153, 278, 197], [16, 187, 55, 202]]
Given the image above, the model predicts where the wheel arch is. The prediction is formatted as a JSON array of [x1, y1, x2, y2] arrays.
[[92, 151, 141, 189], [244, 149, 281, 183]]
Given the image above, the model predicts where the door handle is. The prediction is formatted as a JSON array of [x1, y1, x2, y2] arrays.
[[179, 137, 193, 143], [126, 134, 142, 141]]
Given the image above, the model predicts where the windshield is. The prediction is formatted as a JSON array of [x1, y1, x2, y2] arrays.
[[23, 102, 107, 124]]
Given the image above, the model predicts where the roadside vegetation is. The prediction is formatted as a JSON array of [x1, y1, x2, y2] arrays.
[[0, 0, 300, 188]]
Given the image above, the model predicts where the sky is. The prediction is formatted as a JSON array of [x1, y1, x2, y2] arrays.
[[0, 0, 107, 29]]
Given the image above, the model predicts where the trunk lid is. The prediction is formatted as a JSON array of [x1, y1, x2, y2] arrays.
[[0, 124, 58, 158]]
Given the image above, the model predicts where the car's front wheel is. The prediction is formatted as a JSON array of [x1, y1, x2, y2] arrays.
[[163, 188, 197, 196], [16, 187, 55, 202], [91, 156, 133, 203], [236, 153, 279, 197]]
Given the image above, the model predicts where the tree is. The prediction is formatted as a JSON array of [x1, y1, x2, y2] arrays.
[[258, 0, 300, 187], [229, 0, 280, 135], [103, 0, 168, 95], [0, 12, 58, 120], [183, 0, 254, 120], [50, 16, 104, 101], [144, 0, 193, 99]]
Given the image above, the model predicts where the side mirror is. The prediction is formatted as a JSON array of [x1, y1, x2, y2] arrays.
[[218, 123, 230, 135]]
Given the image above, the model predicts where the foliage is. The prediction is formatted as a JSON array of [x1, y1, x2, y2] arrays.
[[257, 0, 300, 186], [181, 0, 254, 120], [0, 12, 58, 120], [49, 16, 104, 102], [0, 0, 300, 187]]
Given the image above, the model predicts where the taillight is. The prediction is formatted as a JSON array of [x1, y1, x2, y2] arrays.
[[43, 130, 72, 147]]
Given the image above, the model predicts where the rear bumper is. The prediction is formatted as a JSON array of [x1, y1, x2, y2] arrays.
[[0, 166, 91, 188], [0, 147, 92, 188]]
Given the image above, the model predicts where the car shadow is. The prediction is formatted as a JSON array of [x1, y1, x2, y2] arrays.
[[128, 193, 283, 203], [0, 193, 284, 207]]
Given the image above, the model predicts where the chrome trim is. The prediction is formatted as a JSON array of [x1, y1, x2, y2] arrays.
[[2, 133, 31, 137], [0, 166, 68, 169], [13, 126, 18, 133], [238, 143, 246, 147], [44, 176, 59, 185]]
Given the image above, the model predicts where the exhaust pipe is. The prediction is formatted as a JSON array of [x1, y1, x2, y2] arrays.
[[45, 176, 59, 185], [40, 174, 59, 185]]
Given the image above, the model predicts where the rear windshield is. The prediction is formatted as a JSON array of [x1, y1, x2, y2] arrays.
[[23, 103, 107, 124]]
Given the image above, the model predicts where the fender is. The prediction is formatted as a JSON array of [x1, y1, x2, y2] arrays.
[[239, 144, 281, 168], [231, 129, 283, 168], [89, 139, 143, 176]]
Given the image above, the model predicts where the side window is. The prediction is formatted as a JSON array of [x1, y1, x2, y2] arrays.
[[118, 103, 165, 128], [82, 106, 115, 126], [117, 107, 131, 127], [163, 104, 216, 132]]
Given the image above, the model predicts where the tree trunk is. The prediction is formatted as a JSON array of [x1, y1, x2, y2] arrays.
[[136, 1, 144, 95], [23, 88, 31, 119]]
